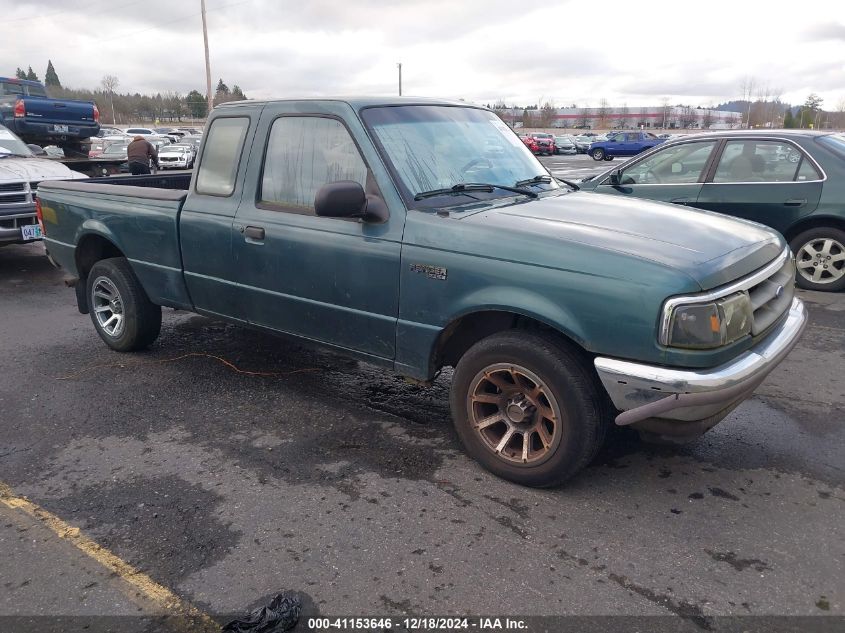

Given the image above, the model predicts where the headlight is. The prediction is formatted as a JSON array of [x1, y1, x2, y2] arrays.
[[664, 291, 752, 349]]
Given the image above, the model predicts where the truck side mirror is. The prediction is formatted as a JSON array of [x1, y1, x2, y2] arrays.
[[27, 144, 47, 156], [314, 181, 368, 219], [608, 170, 622, 186]]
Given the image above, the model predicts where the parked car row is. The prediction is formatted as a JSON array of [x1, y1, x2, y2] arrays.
[[91, 135, 201, 171]]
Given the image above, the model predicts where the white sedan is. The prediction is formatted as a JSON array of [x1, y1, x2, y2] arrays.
[[157, 144, 195, 169]]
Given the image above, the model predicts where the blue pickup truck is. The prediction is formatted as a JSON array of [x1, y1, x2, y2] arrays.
[[0, 77, 100, 154], [590, 131, 663, 161], [35, 97, 806, 487]]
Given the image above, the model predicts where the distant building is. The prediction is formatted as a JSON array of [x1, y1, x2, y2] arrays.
[[503, 105, 743, 129]]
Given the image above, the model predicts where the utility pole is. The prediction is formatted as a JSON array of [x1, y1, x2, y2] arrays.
[[397, 63, 402, 96], [201, 0, 213, 118]]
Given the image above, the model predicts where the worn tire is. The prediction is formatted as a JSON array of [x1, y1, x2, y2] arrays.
[[87, 257, 162, 352], [790, 227, 845, 292], [449, 331, 609, 487], [591, 148, 605, 161]]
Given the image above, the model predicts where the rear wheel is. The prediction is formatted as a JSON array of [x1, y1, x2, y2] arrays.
[[790, 227, 845, 291], [591, 148, 605, 161], [87, 258, 162, 351], [449, 331, 608, 487]]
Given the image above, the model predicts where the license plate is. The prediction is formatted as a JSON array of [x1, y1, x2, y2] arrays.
[[53, 124, 69, 133], [21, 224, 43, 241]]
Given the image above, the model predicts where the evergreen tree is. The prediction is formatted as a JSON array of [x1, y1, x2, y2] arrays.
[[25, 66, 38, 81], [44, 60, 61, 87], [231, 85, 246, 100], [215, 79, 229, 95], [782, 109, 794, 128], [186, 90, 207, 118], [15, 67, 26, 79]]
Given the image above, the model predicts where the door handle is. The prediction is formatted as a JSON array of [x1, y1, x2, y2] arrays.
[[244, 226, 265, 240], [670, 197, 691, 204], [784, 199, 806, 207]]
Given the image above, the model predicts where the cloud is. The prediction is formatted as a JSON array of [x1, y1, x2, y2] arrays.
[[2, 0, 844, 110], [803, 22, 845, 41]]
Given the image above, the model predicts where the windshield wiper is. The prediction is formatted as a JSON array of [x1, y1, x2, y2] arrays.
[[554, 177, 580, 191], [414, 182, 537, 201], [514, 175, 552, 188]]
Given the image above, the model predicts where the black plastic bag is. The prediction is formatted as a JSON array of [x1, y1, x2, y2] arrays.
[[222, 592, 302, 633]]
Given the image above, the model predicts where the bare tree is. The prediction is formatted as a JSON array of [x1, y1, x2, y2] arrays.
[[701, 106, 714, 129], [101, 75, 119, 124], [768, 87, 782, 128], [615, 103, 629, 128], [538, 101, 557, 128], [491, 99, 511, 125], [597, 98, 610, 128], [679, 105, 697, 129], [660, 97, 671, 129], [739, 76, 756, 128], [635, 107, 647, 128], [837, 98, 845, 130], [578, 105, 591, 129]]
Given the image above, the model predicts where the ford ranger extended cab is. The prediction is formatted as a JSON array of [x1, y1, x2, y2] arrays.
[[36, 98, 806, 487], [590, 131, 663, 161]]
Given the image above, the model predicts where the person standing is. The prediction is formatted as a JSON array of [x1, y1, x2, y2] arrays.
[[127, 135, 159, 175]]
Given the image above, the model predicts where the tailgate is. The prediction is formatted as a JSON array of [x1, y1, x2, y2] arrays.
[[22, 97, 96, 126]]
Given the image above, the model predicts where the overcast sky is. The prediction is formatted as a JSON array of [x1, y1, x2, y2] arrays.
[[3, 0, 844, 110]]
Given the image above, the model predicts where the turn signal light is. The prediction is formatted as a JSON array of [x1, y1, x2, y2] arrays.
[[35, 197, 46, 235]]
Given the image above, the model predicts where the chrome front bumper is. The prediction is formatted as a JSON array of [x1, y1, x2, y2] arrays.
[[594, 297, 807, 430]]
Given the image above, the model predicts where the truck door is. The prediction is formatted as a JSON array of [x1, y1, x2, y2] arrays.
[[230, 103, 404, 361], [180, 113, 259, 321]]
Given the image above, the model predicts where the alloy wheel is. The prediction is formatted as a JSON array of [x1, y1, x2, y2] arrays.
[[467, 363, 563, 466]]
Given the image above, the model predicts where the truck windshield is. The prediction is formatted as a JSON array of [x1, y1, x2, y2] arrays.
[[361, 105, 557, 206], [0, 125, 34, 157]]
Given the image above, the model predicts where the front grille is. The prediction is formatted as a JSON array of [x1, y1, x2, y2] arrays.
[[0, 182, 31, 208], [748, 256, 795, 335]]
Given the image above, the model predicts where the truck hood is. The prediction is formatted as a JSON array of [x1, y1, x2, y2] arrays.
[[0, 157, 88, 184], [460, 191, 784, 290]]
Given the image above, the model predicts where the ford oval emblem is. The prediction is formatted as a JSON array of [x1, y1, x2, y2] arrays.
[[775, 285, 784, 298]]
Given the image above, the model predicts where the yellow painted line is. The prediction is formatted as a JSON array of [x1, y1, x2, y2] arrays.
[[0, 481, 219, 632]]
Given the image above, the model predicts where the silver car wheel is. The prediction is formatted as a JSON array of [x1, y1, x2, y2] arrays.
[[91, 276, 126, 337], [796, 237, 845, 284]]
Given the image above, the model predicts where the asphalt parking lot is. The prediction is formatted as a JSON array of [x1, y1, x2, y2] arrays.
[[1, 238, 843, 630]]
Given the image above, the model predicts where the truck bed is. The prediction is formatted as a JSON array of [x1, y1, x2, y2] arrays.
[[36, 175, 194, 310]]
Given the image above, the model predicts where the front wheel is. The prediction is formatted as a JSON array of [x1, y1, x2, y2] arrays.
[[449, 331, 608, 487], [591, 148, 605, 161], [790, 227, 845, 291], [87, 257, 162, 351]]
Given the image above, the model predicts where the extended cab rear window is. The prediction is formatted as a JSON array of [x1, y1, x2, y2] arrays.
[[195, 117, 249, 197]]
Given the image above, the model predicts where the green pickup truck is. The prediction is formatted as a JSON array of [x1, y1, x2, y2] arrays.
[[36, 98, 807, 487]]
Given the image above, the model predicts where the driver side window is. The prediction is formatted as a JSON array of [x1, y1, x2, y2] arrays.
[[617, 141, 717, 185]]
